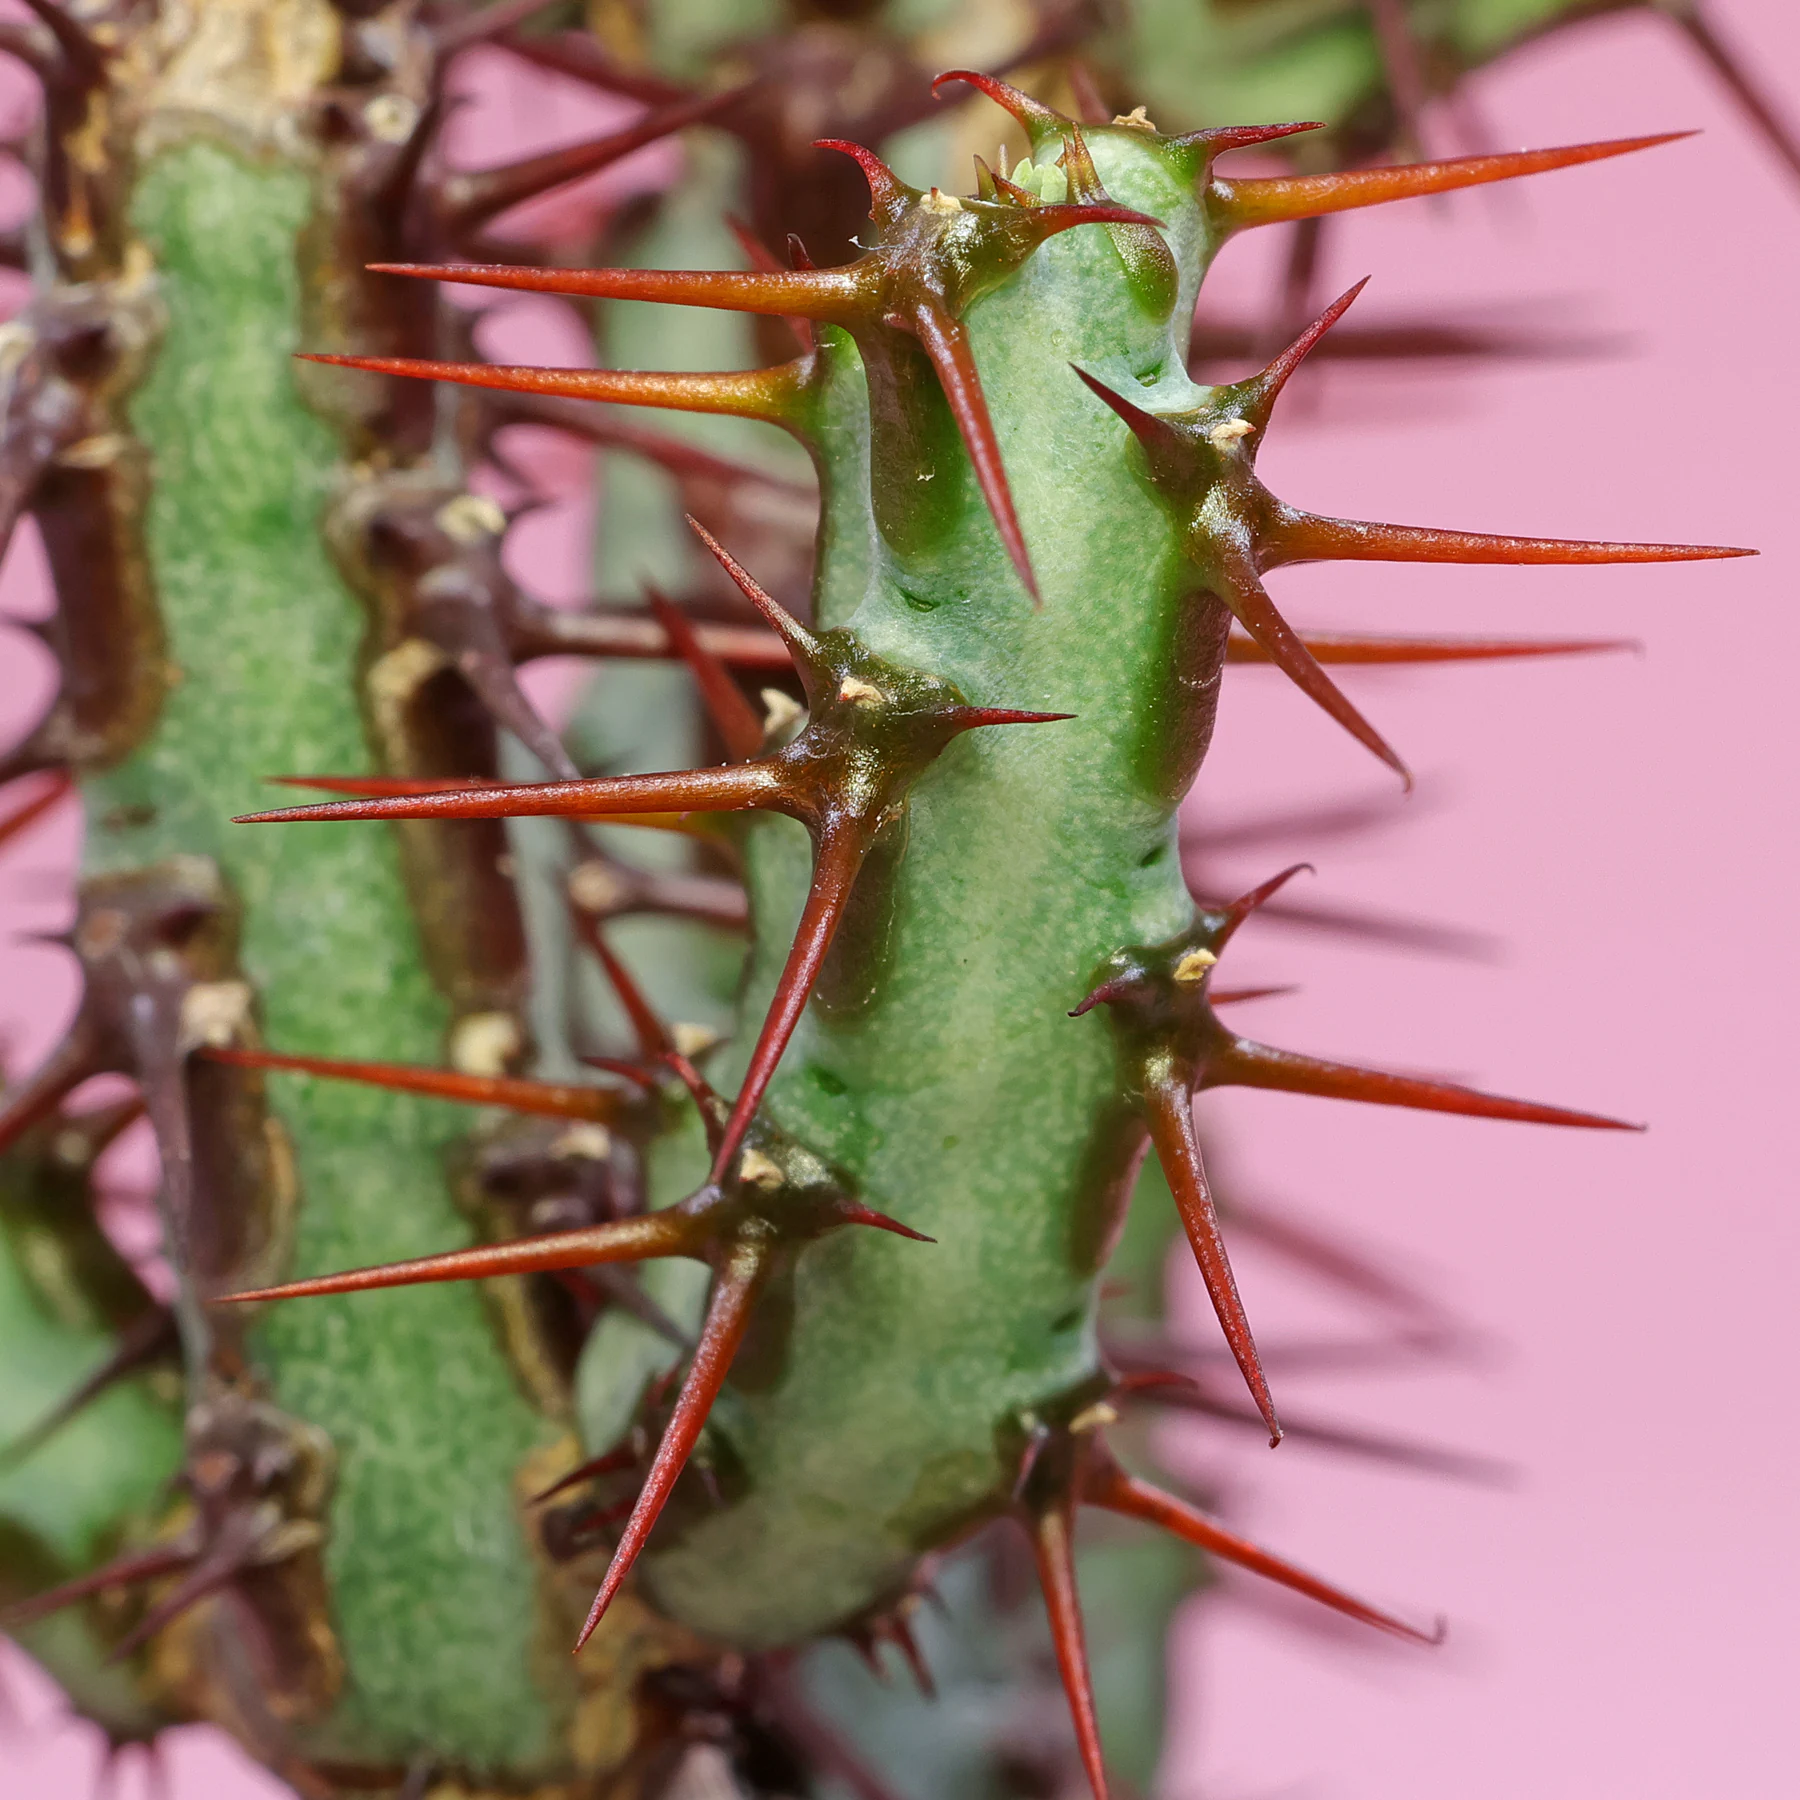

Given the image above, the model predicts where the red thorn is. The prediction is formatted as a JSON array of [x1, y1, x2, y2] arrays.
[[1227, 630, 1638, 665], [812, 138, 913, 225], [1266, 511, 1754, 569], [709, 828, 869, 1184], [104, 1522, 264, 1664], [1142, 1082, 1280, 1445], [1064, 60, 1110, 127], [684, 516, 820, 677], [1068, 975, 1131, 1019], [1069, 364, 1188, 460], [575, 1245, 767, 1649], [1252, 279, 1370, 415], [0, 1541, 192, 1632], [645, 586, 765, 762], [219, 1208, 708, 1306], [1208, 984, 1299, 1007], [1026, 1496, 1112, 1800], [786, 234, 815, 271], [16, 0, 107, 82], [1213, 133, 1696, 230], [1087, 1455, 1441, 1642], [570, 919, 676, 1064], [1212, 1038, 1642, 1130], [0, 768, 71, 855], [947, 707, 1075, 730], [440, 86, 742, 236], [1221, 862, 1314, 943], [235, 762, 780, 825], [930, 70, 1064, 135], [1169, 121, 1325, 156], [0, 1026, 99, 1158], [1675, 9, 1800, 192], [297, 353, 804, 429], [577, 1056, 658, 1089], [1218, 559, 1412, 787], [432, 0, 562, 57], [200, 1046, 628, 1125], [912, 304, 1040, 605], [834, 1201, 936, 1244], [658, 1053, 727, 1148], [364, 260, 865, 322], [530, 1441, 641, 1505], [887, 1612, 936, 1699]]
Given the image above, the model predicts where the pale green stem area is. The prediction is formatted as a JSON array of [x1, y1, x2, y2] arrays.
[[81, 142, 568, 1771], [612, 134, 1229, 1652]]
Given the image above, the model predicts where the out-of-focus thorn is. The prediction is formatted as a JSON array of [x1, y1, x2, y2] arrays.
[[0, 1540, 193, 1631], [431, 0, 562, 58], [1672, 3, 1800, 191], [645, 585, 764, 761], [1365, 0, 1433, 158], [0, 769, 72, 856], [0, 1306, 178, 1472], [200, 1045, 631, 1124], [723, 213, 813, 350]]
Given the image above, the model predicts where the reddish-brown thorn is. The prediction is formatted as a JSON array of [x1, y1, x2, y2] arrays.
[[1065, 60, 1111, 127], [1267, 509, 1753, 568], [1026, 1495, 1112, 1800], [0, 768, 71, 855], [439, 86, 742, 237], [887, 1613, 936, 1699], [103, 1518, 271, 1664], [1168, 121, 1326, 155], [1, 1541, 193, 1632], [1142, 1081, 1280, 1445], [930, 70, 1064, 134], [1212, 1038, 1642, 1130], [1068, 364, 1188, 459], [1254, 278, 1370, 414], [833, 1201, 936, 1244], [1219, 561, 1412, 787], [812, 138, 913, 224], [1226, 630, 1638, 665], [1365, 0, 1433, 157], [571, 919, 676, 1064], [577, 1056, 658, 1089], [234, 761, 780, 826], [575, 1243, 768, 1650], [684, 515, 819, 676], [219, 1207, 708, 1306], [297, 353, 803, 430], [1214, 132, 1696, 229], [947, 707, 1075, 729], [1221, 862, 1314, 943], [1084, 1455, 1441, 1643], [1208, 984, 1299, 1007], [912, 304, 1040, 605], [657, 1053, 727, 1153], [201, 1046, 628, 1125], [0, 1026, 99, 1158], [0, 1306, 177, 1473], [1675, 8, 1800, 190], [1068, 975, 1132, 1019], [786, 234, 815, 270], [530, 1441, 641, 1505], [17, 0, 108, 81], [490, 24, 692, 107], [363, 259, 865, 322], [709, 828, 867, 1184], [432, 0, 562, 57], [645, 585, 765, 762]]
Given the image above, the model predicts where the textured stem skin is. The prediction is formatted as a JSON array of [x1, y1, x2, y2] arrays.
[[83, 143, 581, 1771]]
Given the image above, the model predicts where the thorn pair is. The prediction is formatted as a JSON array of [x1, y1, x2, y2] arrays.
[[1073, 281, 1747, 782], [1014, 1403, 1438, 1799], [1074, 867, 1639, 1442]]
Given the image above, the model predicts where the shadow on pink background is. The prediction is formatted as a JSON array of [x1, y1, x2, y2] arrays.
[[2, 3, 1795, 1794]]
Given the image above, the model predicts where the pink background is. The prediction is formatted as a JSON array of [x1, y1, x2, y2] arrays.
[[3, 2, 1796, 1793]]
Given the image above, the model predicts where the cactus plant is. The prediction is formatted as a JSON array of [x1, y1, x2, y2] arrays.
[[0, 3, 1782, 1797]]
